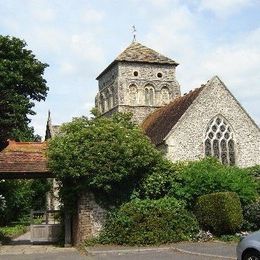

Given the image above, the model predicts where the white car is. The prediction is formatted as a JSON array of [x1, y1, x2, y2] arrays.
[[237, 231, 260, 260]]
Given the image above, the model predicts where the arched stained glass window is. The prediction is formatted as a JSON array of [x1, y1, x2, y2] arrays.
[[204, 116, 236, 165]]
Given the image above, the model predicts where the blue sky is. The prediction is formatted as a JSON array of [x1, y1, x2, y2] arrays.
[[1, 0, 260, 138]]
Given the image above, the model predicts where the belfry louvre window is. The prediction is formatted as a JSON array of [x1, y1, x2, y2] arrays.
[[204, 116, 235, 165]]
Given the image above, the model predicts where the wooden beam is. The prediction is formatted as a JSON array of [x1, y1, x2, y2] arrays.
[[0, 172, 54, 179]]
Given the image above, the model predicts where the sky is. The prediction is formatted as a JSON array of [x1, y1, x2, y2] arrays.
[[0, 0, 260, 138]]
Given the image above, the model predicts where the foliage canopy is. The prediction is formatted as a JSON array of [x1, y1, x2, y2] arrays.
[[48, 113, 166, 208], [0, 35, 48, 144], [0, 179, 50, 225], [136, 157, 258, 207]]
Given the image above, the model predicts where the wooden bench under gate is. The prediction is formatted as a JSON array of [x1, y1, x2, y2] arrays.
[[30, 210, 62, 243]]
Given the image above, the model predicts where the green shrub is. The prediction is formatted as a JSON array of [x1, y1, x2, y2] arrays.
[[173, 158, 258, 207], [245, 165, 260, 194], [0, 224, 28, 243], [195, 192, 243, 235], [136, 158, 258, 208], [243, 199, 260, 231], [98, 197, 199, 245]]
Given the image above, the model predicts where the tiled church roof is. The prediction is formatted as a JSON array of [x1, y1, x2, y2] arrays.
[[116, 42, 178, 65], [142, 87, 205, 145], [96, 41, 178, 79], [0, 140, 50, 177]]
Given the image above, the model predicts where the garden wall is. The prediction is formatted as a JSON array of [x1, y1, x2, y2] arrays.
[[72, 192, 106, 245]]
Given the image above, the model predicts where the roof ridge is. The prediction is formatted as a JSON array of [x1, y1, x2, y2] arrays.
[[142, 86, 205, 145], [7, 140, 46, 145]]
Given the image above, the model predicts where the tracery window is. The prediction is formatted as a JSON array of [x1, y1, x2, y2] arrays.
[[129, 84, 138, 105], [204, 116, 235, 165], [161, 86, 170, 104], [145, 85, 154, 106]]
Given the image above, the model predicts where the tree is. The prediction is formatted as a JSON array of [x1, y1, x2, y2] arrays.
[[0, 35, 49, 146], [48, 113, 166, 209], [0, 179, 50, 225]]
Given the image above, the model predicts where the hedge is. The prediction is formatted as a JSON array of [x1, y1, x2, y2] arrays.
[[136, 158, 258, 208], [243, 199, 260, 231], [195, 192, 243, 235], [98, 197, 199, 245]]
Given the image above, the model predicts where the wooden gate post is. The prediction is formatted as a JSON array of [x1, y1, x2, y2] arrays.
[[64, 213, 72, 247]]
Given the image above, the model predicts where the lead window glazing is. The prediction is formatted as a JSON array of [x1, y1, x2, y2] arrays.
[[204, 116, 235, 165]]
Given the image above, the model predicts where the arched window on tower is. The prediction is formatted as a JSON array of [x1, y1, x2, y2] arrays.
[[204, 115, 236, 165], [129, 84, 138, 105], [109, 87, 114, 108], [107, 88, 113, 110], [161, 86, 170, 104], [100, 93, 105, 113], [145, 84, 154, 106]]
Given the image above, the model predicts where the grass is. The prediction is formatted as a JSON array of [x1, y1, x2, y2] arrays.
[[0, 224, 28, 244]]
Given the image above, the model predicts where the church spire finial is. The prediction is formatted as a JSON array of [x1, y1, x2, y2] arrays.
[[132, 25, 137, 42]]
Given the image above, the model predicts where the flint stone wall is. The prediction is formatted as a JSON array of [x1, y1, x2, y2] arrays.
[[95, 61, 180, 124], [165, 77, 260, 168], [72, 193, 106, 246]]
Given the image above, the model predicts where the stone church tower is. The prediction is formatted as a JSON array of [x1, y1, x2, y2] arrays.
[[95, 42, 181, 123]]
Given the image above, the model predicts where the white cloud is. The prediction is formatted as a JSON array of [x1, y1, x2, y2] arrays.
[[148, 0, 171, 7], [59, 61, 76, 75], [144, 5, 196, 53], [142, 4, 260, 124], [1, 0, 259, 134], [199, 0, 253, 17], [81, 8, 105, 23], [71, 34, 105, 63], [31, 8, 56, 22], [201, 28, 260, 95]]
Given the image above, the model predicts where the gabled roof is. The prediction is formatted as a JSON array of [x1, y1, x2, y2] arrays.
[[96, 41, 178, 79], [0, 140, 51, 178], [142, 86, 205, 145]]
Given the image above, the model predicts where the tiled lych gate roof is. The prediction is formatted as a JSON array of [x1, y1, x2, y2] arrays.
[[142, 87, 205, 145], [96, 41, 178, 79], [0, 140, 52, 179]]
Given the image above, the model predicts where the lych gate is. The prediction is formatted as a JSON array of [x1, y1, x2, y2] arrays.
[[30, 209, 61, 244], [0, 140, 71, 246]]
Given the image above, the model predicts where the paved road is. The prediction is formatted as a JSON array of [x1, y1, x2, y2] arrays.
[[0, 244, 237, 260], [0, 232, 237, 260]]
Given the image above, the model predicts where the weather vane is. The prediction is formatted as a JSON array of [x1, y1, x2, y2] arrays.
[[132, 25, 137, 42]]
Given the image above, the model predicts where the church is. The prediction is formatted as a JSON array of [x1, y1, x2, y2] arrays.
[[92, 41, 260, 168], [45, 41, 260, 243]]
